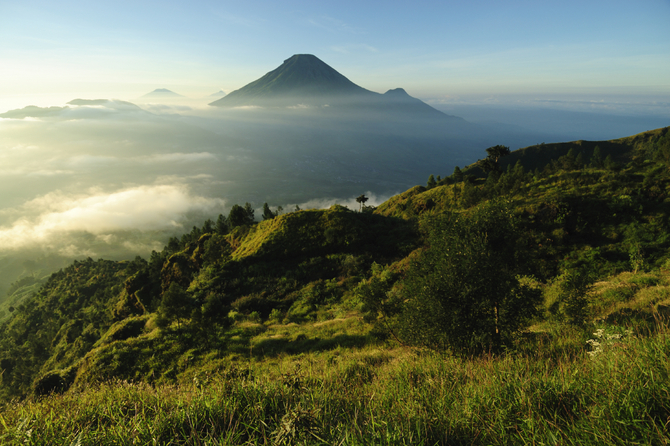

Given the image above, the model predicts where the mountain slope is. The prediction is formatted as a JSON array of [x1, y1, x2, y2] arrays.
[[209, 54, 454, 121], [210, 54, 375, 107]]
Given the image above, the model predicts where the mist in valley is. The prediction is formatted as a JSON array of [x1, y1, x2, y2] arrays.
[[0, 86, 668, 296]]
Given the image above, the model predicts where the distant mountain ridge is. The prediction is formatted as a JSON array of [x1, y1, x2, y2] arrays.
[[142, 88, 184, 98], [209, 54, 450, 119]]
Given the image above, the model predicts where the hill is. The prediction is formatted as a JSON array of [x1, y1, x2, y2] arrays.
[[1, 127, 670, 443], [141, 88, 184, 99]]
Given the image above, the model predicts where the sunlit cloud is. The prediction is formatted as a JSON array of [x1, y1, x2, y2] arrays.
[[0, 185, 224, 253]]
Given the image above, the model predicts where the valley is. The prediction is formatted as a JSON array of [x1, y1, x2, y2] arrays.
[[0, 125, 669, 444]]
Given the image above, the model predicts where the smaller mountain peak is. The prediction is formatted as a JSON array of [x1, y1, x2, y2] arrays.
[[142, 89, 184, 98], [384, 88, 409, 96]]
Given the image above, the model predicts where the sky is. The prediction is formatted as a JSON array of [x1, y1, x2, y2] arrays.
[[1, 0, 670, 112], [0, 0, 669, 285]]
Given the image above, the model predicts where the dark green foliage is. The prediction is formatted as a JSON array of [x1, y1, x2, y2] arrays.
[[0, 258, 144, 399], [356, 194, 369, 211], [653, 132, 670, 166], [477, 156, 498, 173], [478, 145, 511, 174], [201, 234, 232, 267], [228, 203, 255, 228], [590, 145, 604, 168], [486, 144, 511, 163], [262, 202, 276, 220], [244, 202, 255, 222], [100, 316, 149, 344], [156, 283, 192, 329], [357, 263, 403, 340], [604, 154, 619, 171], [553, 267, 594, 324], [32, 365, 77, 396], [426, 174, 436, 189], [452, 166, 463, 182], [396, 201, 542, 354], [215, 213, 229, 234]]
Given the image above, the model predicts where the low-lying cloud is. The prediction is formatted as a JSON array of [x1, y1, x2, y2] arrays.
[[0, 185, 224, 254]]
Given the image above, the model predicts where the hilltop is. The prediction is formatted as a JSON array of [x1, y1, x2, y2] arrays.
[[1, 126, 670, 443]]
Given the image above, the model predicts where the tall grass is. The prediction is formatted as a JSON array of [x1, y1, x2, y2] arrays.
[[2, 322, 669, 445]]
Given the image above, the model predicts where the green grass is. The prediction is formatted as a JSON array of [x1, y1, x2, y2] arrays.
[[1, 323, 669, 445], [3, 274, 670, 445]]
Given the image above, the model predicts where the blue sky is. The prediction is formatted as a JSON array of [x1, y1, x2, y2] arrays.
[[1, 0, 669, 111]]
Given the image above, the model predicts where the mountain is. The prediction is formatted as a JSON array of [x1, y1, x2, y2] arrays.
[[141, 88, 184, 98], [209, 54, 375, 107], [208, 54, 453, 120], [208, 90, 227, 98]]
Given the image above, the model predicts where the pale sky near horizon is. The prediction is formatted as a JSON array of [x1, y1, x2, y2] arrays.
[[1, 0, 670, 113]]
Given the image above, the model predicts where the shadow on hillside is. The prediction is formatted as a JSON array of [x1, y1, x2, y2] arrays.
[[249, 333, 370, 358]]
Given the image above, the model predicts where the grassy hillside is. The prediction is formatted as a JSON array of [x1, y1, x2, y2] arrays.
[[1, 127, 670, 444]]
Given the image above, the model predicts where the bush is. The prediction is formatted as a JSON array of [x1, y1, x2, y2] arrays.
[[397, 201, 542, 354]]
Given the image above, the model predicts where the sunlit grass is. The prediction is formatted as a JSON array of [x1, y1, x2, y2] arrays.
[[2, 325, 669, 445], [3, 268, 670, 444]]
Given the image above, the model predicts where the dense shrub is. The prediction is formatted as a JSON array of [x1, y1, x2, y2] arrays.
[[397, 201, 542, 354]]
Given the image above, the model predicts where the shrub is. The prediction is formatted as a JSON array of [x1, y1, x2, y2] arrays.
[[397, 201, 542, 354]]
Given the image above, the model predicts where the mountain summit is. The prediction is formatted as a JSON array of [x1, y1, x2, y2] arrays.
[[140, 89, 185, 100], [209, 54, 376, 107], [209, 54, 377, 107]]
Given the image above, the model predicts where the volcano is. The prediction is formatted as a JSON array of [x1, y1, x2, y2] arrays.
[[141, 88, 184, 99], [209, 54, 449, 119]]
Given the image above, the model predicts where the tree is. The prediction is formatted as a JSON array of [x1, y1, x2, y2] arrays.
[[156, 282, 192, 330], [427, 174, 437, 189], [590, 146, 604, 168], [228, 203, 254, 228], [201, 219, 214, 234], [477, 157, 498, 173], [452, 166, 464, 183], [262, 203, 276, 221], [486, 145, 511, 163], [355, 194, 369, 212], [244, 202, 255, 222], [395, 201, 541, 354], [554, 266, 594, 325], [479, 145, 511, 174], [215, 214, 229, 235]]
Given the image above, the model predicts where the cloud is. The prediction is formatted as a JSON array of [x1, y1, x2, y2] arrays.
[[0, 185, 224, 253], [139, 152, 217, 163], [0, 100, 149, 121]]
